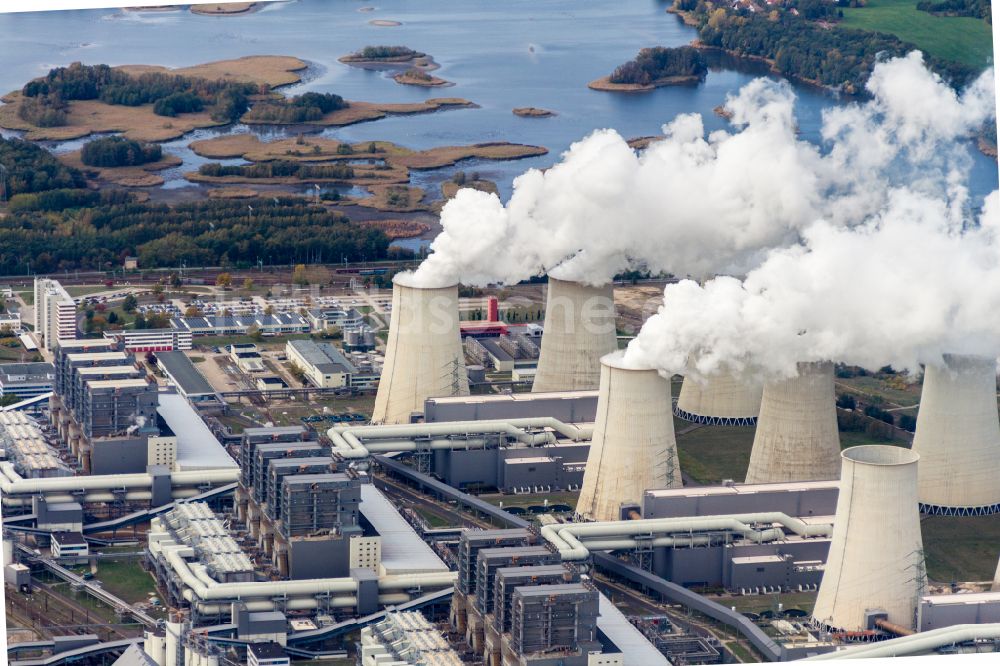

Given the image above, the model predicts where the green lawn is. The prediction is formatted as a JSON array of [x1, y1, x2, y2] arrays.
[[922, 514, 1000, 582], [676, 422, 756, 484], [840, 0, 993, 69], [93, 558, 159, 605]]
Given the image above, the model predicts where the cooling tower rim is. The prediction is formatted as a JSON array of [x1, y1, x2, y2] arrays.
[[599, 350, 658, 373], [934, 352, 999, 372], [392, 271, 458, 290], [545, 273, 613, 289], [842, 444, 919, 467]]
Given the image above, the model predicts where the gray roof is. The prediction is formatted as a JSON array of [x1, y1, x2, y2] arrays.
[[113, 644, 159, 666], [0, 362, 55, 383], [156, 394, 237, 470], [360, 484, 449, 574], [596, 594, 671, 666], [156, 352, 216, 397], [288, 339, 356, 375]]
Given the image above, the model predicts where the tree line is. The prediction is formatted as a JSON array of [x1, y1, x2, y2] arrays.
[[680, 3, 979, 93], [242, 92, 348, 124], [18, 62, 261, 127], [0, 195, 391, 274], [916, 0, 990, 21], [356, 45, 421, 59], [0, 137, 86, 194], [198, 160, 355, 180], [609, 46, 707, 85], [81, 136, 162, 167]]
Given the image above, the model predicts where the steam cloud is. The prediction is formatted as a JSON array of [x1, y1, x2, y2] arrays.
[[410, 52, 994, 289], [621, 188, 1000, 380]]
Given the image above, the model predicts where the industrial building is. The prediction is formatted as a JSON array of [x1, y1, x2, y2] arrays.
[[675, 373, 762, 426], [745, 361, 841, 484], [464, 333, 540, 374], [578, 352, 681, 521], [155, 351, 222, 406], [813, 446, 925, 632], [911, 353, 1000, 515], [0, 362, 55, 400], [284, 339, 373, 389], [33, 278, 77, 350], [372, 274, 469, 424], [103, 328, 193, 352], [230, 343, 265, 373], [532, 278, 618, 393], [171, 313, 310, 338], [0, 410, 70, 478], [360, 612, 463, 665], [306, 306, 364, 332]]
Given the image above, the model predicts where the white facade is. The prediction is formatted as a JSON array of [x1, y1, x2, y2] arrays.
[[372, 274, 468, 424], [675, 373, 763, 425], [104, 328, 193, 352], [532, 278, 618, 393], [813, 445, 925, 632], [911, 354, 1000, 515], [349, 535, 381, 574], [577, 352, 681, 522], [34, 278, 76, 350], [744, 361, 841, 484]]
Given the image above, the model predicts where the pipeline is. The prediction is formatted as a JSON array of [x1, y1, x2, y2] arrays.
[[875, 618, 916, 637], [327, 418, 593, 459], [154, 540, 455, 604], [0, 461, 238, 503], [541, 513, 833, 561], [800, 623, 1000, 660]]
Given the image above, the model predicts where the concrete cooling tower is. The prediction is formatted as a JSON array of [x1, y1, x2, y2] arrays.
[[577, 352, 681, 522], [813, 446, 925, 632], [744, 361, 841, 484], [993, 555, 1000, 592], [675, 374, 763, 426], [911, 354, 1000, 516], [532, 277, 618, 393], [371, 273, 469, 425]]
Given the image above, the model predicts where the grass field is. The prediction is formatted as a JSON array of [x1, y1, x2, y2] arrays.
[[93, 558, 158, 605], [839, 0, 993, 68], [676, 422, 756, 484], [922, 514, 1000, 582]]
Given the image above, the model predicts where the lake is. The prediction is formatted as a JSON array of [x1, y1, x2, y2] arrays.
[[0, 0, 996, 207]]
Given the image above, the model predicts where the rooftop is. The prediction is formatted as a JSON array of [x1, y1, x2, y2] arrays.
[[0, 362, 55, 382], [247, 642, 286, 659], [156, 393, 237, 471], [596, 593, 672, 665], [156, 351, 216, 397], [51, 531, 87, 546], [66, 351, 131, 362], [287, 339, 356, 375], [359, 484, 449, 574]]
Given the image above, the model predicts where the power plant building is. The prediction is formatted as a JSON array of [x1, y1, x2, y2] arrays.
[[532, 278, 618, 393], [744, 361, 841, 484], [372, 274, 469, 424], [577, 352, 681, 521], [911, 353, 1000, 515]]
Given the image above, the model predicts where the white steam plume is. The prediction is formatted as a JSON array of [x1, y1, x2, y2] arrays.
[[410, 52, 994, 288], [622, 188, 1000, 381]]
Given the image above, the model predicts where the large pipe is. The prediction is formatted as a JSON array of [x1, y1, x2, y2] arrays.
[[540, 512, 832, 561], [327, 418, 592, 459], [800, 623, 1000, 660], [0, 461, 238, 496]]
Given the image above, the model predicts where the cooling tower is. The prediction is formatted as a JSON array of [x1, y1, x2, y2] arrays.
[[577, 352, 681, 522], [813, 446, 925, 632], [371, 273, 469, 425], [744, 361, 841, 484], [911, 354, 1000, 515], [532, 277, 618, 393], [993, 555, 1000, 592], [675, 373, 763, 426]]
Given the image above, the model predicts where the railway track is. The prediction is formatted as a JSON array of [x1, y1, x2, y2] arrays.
[[374, 475, 493, 530]]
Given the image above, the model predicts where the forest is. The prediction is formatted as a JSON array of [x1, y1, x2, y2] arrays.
[[17, 62, 260, 127], [198, 161, 355, 181], [356, 45, 421, 59], [916, 0, 990, 20], [241, 92, 348, 124], [0, 137, 86, 194], [81, 136, 163, 167], [687, 4, 979, 91], [609, 46, 707, 85]]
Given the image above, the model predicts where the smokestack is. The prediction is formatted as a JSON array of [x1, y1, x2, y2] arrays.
[[532, 277, 618, 393], [577, 352, 681, 521], [744, 361, 840, 484], [675, 374, 763, 426], [911, 354, 1000, 515], [487, 296, 499, 323], [371, 274, 469, 424], [813, 445, 925, 632]]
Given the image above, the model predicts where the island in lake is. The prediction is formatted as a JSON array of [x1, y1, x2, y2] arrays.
[[340, 46, 453, 87], [589, 46, 707, 92]]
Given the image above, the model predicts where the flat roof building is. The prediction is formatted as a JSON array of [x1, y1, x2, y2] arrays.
[[0, 362, 55, 399], [156, 351, 221, 405], [285, 339, 357, 389], [157, 393, 237, 471]]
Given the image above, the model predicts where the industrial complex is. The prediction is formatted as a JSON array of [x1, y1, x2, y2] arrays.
[[3, 271, 1000, 666]]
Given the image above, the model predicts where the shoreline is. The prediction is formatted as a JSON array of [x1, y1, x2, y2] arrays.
[[588, 74, 700, 93], [190, 3, 260, 16], [513, 107, 555, 118]]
